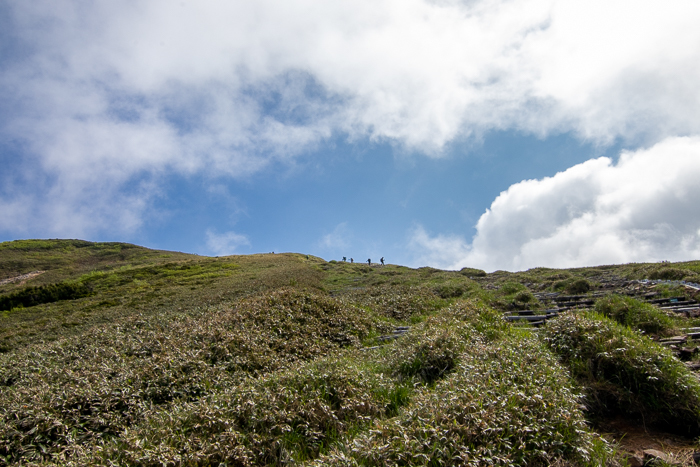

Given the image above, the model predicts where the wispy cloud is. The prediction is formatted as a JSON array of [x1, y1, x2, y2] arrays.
[[318, 223, 351, 250], [205, 229, 251, 256], [408, 225, 472, 270], [411, 136, 700, 271]]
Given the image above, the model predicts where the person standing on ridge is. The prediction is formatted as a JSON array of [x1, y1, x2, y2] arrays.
[[380, 257, 384, 266], [367, 258, 371, 266]]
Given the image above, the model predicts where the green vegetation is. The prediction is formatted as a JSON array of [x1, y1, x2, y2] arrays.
[[319, 341, 611, 466], [2, 240, 700, 465], [621, 261, 700, 282], [0, 239, 193, 290], [94, 356, 411, 465], [459, 267, 487, 277], [594, 295, 676, 336], [543, 311, 700, 435], [338, 284, 449, 322], [0, 281, 91, 311], [556, 278, 592, 294]]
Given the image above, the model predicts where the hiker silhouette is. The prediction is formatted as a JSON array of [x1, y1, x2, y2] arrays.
[[380, 257, 384, 265], [367, 258, 371, 266]]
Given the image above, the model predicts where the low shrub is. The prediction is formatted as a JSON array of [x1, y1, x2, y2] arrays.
[[433, 283, 467, 299], [315, 328, 611, 466], [566, 279, 591, 294], [553, 278, 591, 294], [54, 302, 490, 465], [649, 267, 693, 281], [389, 325, 466, 384], [201, 288, 391, 371], [594, 295, 676, 336], [542, 311, 700, 435], [339, 285, 446, 321], [546, 272, 572, 281], [90, 357, 410, 466], [684, 272, 700, 283], [459, 267, 487, 277], [418, 267, 441, 275], [0, 288, 393, 464], [499, 281, 526, 295], [513, 290, 535, 304], [0, 282, 91, 311], [93, 302, 609, 467]]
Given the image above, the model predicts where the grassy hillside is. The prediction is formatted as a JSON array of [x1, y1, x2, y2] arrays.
[[2, 240, 700, 465]]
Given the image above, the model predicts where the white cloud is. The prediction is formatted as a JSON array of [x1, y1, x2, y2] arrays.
[[409, 225, 472, 268], [318, 222, 351, 250], [411, 136, 700, 271], [2, 0, 700, 235], [205, 230, 251, 256]]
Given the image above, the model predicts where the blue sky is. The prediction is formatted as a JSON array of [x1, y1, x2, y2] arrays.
[[2, 1, 700, 271], [140, 131, 619, 261]]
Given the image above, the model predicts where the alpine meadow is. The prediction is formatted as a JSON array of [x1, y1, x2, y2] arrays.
[[4, 240, 700, 465]]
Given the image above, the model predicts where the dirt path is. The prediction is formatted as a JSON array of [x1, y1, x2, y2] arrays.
[[600, 417, 699, 466], [0, 270, 46, 286]]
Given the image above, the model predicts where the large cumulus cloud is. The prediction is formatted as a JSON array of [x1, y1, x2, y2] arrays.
[[412, 137, 700, 271], [1, 0, 700, 238]]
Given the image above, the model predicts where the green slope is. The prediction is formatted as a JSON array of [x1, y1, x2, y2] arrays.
[[1, 239, 700, 466]]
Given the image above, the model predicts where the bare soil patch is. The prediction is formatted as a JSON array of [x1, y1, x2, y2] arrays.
[[0, 270, 45, 286], [599, 416, 699, 466]]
